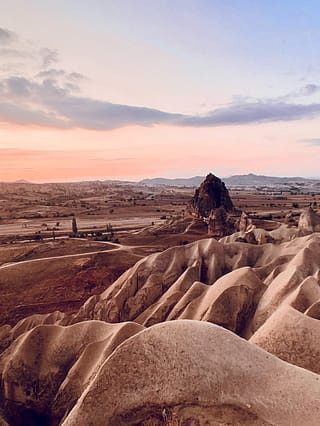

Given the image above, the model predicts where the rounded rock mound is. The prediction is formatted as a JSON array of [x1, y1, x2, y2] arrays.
[[63, 320, 320, 426]]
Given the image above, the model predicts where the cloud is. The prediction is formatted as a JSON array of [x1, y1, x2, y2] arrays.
[[0, 29, 59, 76], [34, 69, 86, 93], [299, 84, 320, 96], [300, 138, 320, 146], [39, 48, 59, 68], [2, 27, 320, 131], [0, 75, 183, 129], [0, 102, 70, 128], [179, 102, 320, 127], [2, 74, 320, 130], [277, 84, 320, 101], [0, 48, 30, 58], [0, 28, 17, 44], [36, 69, 85, 81]]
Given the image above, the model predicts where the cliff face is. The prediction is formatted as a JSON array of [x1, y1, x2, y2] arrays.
[[189, 173, 234, 218]]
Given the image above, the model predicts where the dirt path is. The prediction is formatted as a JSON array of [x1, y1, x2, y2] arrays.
[[0, 240, 131, 270]]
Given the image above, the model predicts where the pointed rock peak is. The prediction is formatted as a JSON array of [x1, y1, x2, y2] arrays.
[[189, 173, 234, 218]]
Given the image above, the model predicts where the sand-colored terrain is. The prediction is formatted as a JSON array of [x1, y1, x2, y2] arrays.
[[1, 180, 320, 425], [1, 228, 320, 424]]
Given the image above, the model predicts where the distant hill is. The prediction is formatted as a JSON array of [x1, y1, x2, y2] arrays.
[[140, 173, 319, 188], [139, 176, 205, 187], [14, 179, 32, 184], [8, 174, 319, 189], [223, 173, 317, 186]]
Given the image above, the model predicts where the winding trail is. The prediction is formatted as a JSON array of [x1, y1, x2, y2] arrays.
[[0, 240, 135, 270]]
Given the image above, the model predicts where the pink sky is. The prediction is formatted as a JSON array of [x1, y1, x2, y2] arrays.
[[1, 3, 320, 181], [1, 121, 319, 181]]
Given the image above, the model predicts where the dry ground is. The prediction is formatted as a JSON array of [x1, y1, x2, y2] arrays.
[[0, 181, 319, 327]]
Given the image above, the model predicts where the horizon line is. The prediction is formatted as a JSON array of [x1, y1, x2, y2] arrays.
[[1, 172, 320, 185]]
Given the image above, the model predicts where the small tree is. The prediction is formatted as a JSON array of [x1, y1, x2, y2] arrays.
[[106, 223, 114, 239], [72, 216, 78, 235]]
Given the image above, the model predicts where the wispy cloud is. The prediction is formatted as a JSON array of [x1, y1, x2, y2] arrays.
[[36, 69, 86, 82], [299, 84, 320, 96], [279, 84, 320, 101], [39, 48, 59, 68], [0, 28, 17, 44], [299, 138, 320, 146], [0, 27, 59, 75], [180, 101, 320, 126]]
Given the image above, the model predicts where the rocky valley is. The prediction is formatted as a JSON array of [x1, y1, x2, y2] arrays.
[[1, 174, 320, 425]]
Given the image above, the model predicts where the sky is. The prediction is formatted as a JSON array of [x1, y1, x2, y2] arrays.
[[1, 0, 320, 182]]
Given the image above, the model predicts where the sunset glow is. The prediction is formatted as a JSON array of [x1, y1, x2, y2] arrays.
[[1, 1, 320, 181]]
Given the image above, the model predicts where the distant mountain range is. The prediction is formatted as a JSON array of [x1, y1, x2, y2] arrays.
[[14, 179, 32, 184], [140, 173, 320, 187], [5, 174, 320, 188], [223, 173, 318, 186], [139, 176, 205, 187]]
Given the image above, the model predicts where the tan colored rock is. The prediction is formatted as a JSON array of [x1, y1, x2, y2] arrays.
[[170, 267, 265, 336], [63, 321, 320, 426], [298, 206, 320, 235], [250, 233, 320, 333], [305, 300, 320, 319], [11, 311, 66, 339], [0, 321, 144, 425], [135, 260, 202, 326], [220, 223, 298, 244], [239, 211, 254, 232], [68, 233, 320, 339], [284, 211, 298, 227], [183, 217, 208, 234], [1, 232, 320, 424], [250, 305, 320, 374], [286, 276, 320, 312]]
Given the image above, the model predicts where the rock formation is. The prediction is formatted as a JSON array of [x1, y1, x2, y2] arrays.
[[250, 305, 320, 374], [63, 321, 320, 426], [238, 211, 254, 232], [284, 211, 298, 227], [188, 172, 234, 218], [0, 321, 144, 425], [207, 206, 235, 238], [1, 228, 320, 424], [298, 206, 320, 235]]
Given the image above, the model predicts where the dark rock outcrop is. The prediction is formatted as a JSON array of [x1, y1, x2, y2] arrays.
[[189, 173, 234, 218]]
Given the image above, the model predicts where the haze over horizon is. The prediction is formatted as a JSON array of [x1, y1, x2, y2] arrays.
[[1, 1, 320, 181]]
